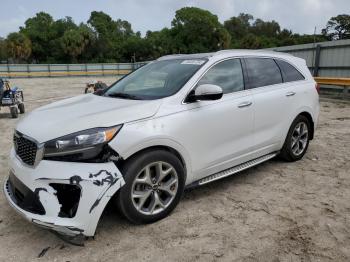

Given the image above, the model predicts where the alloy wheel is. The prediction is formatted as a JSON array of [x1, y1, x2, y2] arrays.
[[131, 161, 179, 215], [291, 122, 309, 156]]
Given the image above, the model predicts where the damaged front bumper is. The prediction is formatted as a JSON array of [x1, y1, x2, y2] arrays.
[[3, 149, 125, 237]]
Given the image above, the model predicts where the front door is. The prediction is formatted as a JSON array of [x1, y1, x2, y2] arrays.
[[180, 58, 255, 180]]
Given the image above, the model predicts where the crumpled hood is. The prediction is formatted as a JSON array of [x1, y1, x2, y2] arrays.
[[16, 94, 162, 143]]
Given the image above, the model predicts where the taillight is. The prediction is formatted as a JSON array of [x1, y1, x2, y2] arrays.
[[315, 83, 320, 94]]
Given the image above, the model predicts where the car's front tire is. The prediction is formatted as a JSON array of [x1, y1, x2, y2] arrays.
[[116, 150, 185, 224], [280, 115, 311, 162]]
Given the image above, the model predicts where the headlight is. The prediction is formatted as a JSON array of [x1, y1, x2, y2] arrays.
[[44, 125, 122, 159]]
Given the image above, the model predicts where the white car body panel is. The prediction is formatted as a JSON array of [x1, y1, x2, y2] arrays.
[[16, 94, 161, 143], [5, 149, 125, 236], [4, 50, 319, 237]]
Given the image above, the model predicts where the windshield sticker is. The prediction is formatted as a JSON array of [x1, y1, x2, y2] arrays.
[[181, 60, 205, 65]]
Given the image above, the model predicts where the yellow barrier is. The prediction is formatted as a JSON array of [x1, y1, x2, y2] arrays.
[[0, 70, 132, 78], [314, 77, 350, 86]]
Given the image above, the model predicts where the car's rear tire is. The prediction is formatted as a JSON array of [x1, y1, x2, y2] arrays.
[[116, 150, 185, 224], [279, 115, 311, 162], [18, 103, 25, 114], [10, 106, 18, 118]]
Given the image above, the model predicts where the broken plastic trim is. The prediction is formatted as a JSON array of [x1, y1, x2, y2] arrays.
[[50, 183, 81, 218]]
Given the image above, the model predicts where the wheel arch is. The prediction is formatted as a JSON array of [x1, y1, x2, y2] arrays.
[[122, 145, 186, 170], [298, 111, 314, 140], [114, 140, 192, 183]]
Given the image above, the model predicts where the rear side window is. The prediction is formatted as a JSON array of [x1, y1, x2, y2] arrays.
[[198, 59, 244, 94], [275, 59, 305, 82], [245, 58, 282, 88]]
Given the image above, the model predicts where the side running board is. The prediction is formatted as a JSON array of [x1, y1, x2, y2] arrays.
[[186, 152, 277, 189]]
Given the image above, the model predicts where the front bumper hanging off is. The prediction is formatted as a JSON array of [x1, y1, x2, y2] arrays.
[[3, 149, 125, 237]]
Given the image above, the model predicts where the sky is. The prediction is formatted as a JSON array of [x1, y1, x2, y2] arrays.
[[0, 0, 349, 37]]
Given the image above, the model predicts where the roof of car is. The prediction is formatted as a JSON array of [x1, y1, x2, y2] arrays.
[[158, 49, 295, 61]]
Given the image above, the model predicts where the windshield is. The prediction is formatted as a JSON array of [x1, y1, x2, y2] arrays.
[[103, 59, 207, 100]]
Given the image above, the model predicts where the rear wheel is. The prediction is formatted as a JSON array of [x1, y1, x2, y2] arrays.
[[116, 150, 185, 224], [18, 103, 25, 114], [280, 115, 311, 161], [10, 106, 18, 118]]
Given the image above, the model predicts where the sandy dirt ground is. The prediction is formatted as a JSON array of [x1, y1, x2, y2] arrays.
[[0, 77, 349, 262]]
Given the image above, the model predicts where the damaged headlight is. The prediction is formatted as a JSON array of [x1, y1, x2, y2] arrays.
[[44, 125, 122, 160]]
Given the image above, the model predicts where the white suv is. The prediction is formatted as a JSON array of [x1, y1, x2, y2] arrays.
[[4, 50, 319, 240]]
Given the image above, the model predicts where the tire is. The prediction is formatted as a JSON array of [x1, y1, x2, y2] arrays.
[[279, 115, 311, 162], [116, 150, 185, 224], [10, 106, 18, 118], [18, 103, 25, 114]]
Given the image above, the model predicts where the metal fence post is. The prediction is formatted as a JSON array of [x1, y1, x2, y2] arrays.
[[7, 62, 10, 78], [67, 64, 70, 77], [27, 64, 30, 78], [48, 64, 51, 77], [85, 63, 88, 77], [313, 44, 321, 77]]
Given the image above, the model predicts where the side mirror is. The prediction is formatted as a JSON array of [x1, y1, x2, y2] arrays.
[[186, 84, 223, 102]]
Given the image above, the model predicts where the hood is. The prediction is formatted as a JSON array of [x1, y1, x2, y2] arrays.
[[16, 94, 162, 143]]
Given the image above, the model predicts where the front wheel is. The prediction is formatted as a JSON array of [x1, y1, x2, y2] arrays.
[[279, 115, 311, 162], [116, 150, 185, 224]]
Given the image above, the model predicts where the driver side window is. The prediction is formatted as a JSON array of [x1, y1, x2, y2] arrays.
[[198, 59, 244, 94]]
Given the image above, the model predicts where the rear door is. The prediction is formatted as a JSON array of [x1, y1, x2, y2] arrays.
[[243, 57, 294, 155]]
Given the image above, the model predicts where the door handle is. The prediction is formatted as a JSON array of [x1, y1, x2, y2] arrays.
[[237, 101, 252, 108], [286, 91, 296, 97]]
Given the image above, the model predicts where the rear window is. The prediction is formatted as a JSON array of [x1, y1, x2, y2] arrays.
[[245, 58, 282, 88], [275, 59, 305, 82]]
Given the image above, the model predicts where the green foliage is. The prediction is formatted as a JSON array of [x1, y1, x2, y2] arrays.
[[6, 32, 31, 62], [20, 12, 54, 62], [322, 14, 350, 40], [171, 7, 231, 53], [0, 37, 7, 61], [61, 25, 95, 62], [87, 11, 137, 62], [224, 13, 253, 41], [0, 8, 343, 63]]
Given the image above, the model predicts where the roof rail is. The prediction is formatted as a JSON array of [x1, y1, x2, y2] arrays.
[[214, 49, 294, 57]]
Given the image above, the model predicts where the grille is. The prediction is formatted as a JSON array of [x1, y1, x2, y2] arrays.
[[13, 133, 38, 166]]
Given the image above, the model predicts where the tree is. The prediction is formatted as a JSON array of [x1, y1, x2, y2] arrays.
[[251, 19, 280, 37], [145, 28, 176, 58], [322, 14, 350, 40], [239, 33, 262, 49], [20, 12, 55, 62], [224, 13, 253, 41], [48, 17, 79, 63], [61, 24, 95, 62], [0, 9, 337, 63], [88, 11, 137, 61], [171, 7, 231, 53], [6, 33, 32, 62], [0, 37, 7, 62]]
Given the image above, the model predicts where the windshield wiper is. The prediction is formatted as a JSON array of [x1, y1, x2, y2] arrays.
[[106, 92, 141, 100]]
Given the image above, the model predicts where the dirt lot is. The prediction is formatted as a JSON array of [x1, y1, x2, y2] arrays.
[[0, 77, 349, 262]]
